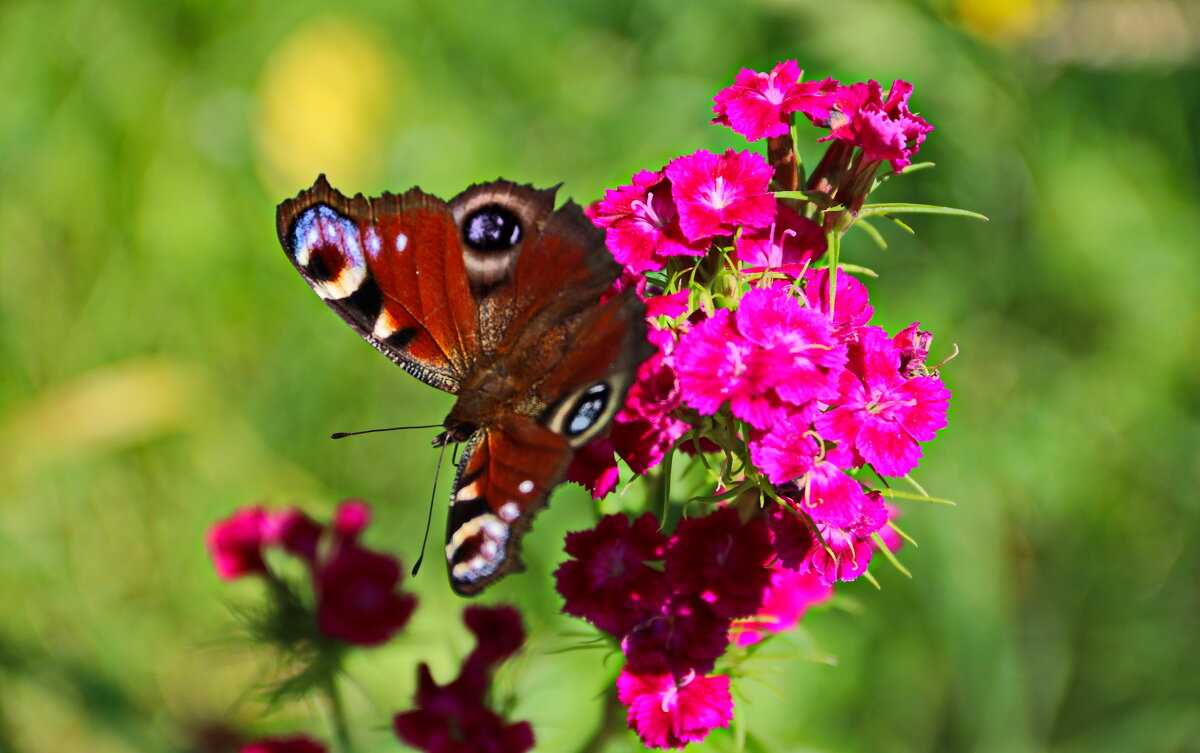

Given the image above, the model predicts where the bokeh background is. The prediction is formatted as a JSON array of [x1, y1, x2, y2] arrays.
[[2, 0, 1198, 751]]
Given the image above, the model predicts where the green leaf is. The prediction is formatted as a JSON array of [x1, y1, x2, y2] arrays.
[[859, 202, 989, 221], [873, 488, 957, 505], [837, 262, 879, 278], [854, 218, 888, 249], [872, 532, 913, 578], [885, 215, 916, 235], [772, 189, 836, 205]]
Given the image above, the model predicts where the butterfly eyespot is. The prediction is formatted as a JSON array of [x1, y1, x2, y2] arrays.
[[463, 205, 522, 251], [564, 383, 610, 437]]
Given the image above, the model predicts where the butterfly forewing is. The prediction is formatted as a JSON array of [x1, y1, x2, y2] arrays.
[[276, 175, 480, 392]]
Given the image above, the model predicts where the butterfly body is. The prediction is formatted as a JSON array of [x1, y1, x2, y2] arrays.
[[276, 176, 653, 594]]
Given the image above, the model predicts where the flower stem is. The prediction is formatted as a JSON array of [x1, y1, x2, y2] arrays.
[[828, 229, 842, 319], [323, 675, 353, 753]]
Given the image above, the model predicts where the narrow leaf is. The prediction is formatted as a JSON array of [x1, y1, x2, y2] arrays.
[[854, 218, 888, 249], [859, 202, 989, 221], [873, 488, 957, 505]]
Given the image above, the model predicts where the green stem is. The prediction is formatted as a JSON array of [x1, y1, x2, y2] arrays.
[[324, 674, 352, 753], [827, 230, 842, 319]]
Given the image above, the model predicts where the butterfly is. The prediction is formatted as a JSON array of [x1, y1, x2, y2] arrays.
[[276, 175, 654, 594]]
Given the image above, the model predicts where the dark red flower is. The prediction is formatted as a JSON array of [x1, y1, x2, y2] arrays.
[[394, 664, 534, 753], [239, 736, 326, 753], [265, 507, 322, 563], [555, 513, 671, 636], [664, 508, 773, 619], [463, 604, 525, 667], [314, 545, 416, 646], [622, 595, 731, 677]]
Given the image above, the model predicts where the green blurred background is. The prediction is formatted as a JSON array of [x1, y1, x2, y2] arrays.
[[2, 0, 1198, 751]]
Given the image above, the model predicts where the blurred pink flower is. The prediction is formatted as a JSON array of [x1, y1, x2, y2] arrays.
[[732, 566, 832, 646]]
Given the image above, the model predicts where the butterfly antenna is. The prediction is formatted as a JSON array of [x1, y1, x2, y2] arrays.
[[330, 424, 442, 439], [411, 439, 449, 577]]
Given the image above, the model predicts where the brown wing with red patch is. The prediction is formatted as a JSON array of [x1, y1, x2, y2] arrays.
[[276, 175, 481, 392]]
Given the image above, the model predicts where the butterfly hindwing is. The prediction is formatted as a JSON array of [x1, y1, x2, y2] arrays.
[[445, 415, 571, 595]]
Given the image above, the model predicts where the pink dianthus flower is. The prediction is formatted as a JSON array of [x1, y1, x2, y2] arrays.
[[617, 669, 733, 750], [822, 79, 933, 172], [586, 169, 709, 273], [675, 287, 846, 430], [816, 326, 950, 477], [665, 149, 777, 242], [734, 204, 826, 276], [712, 60, 838, 141]]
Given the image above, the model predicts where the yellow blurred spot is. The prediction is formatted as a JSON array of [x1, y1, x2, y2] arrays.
[[255, 18, 396, 192], [0, 358, 200, 479], [955, 0, 1056, 43]]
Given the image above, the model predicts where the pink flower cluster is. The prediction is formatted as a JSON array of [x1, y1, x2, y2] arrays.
[[572, 268, 948, 588], [394, 606, 533, 753], [206, 500, 416, 646], [712, 60, 932, 172], [558, 60, 951, 748]]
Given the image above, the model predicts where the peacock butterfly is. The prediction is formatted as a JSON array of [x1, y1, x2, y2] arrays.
[[276, 175, 654, 595]]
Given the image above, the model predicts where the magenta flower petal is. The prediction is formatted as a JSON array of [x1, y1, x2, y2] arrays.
[[803, 268, 874, 341], [733, 566, 832, 646], [735, 204, 826, 274], [617, 669, 733, 750], [797, 460, 872, 528], [749, 420, 820, 485], [817, 327, 949, 477], [821, 79, 933, 172], [665, 149, 776, 241], [587, 169, 709, 273]]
